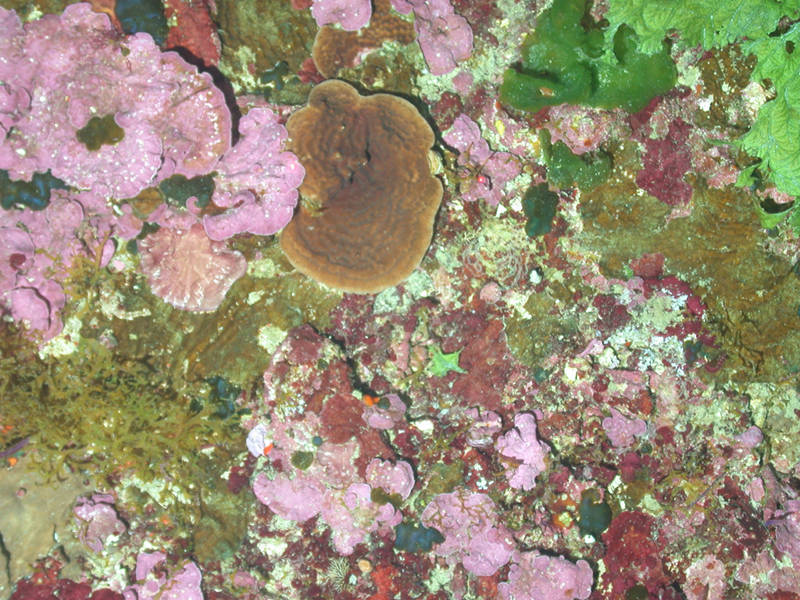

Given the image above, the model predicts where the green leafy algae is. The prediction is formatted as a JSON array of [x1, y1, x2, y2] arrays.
[[76, 114, 124, 151], [541, 130, 611, 191], [736, 23, 800, 231], [602, 0, 800, 229], [500, 0, 676, 113], [604, 0, 800, 55]]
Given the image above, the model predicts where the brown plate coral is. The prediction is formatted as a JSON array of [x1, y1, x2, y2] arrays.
[[280, 79, 442, 293]]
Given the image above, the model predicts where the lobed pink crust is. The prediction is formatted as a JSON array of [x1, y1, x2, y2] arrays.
[[421, 489, 514, 576], [499, 551, 594, 600], [443, 114, 521, 205], [362, 393, 407, 429], [772, 499, 800, 562], [1, 189, 116, 340], [138, 223, 246, 312], [495, 412, 550, 491], [387, 0, 473, 74], [602, 407, 648, 448], [73, 494, 126, 553], [365, 458, 415, 500], [123, 552, 203, 600], [253, 472, 402, 555], [311, 0, 372, 31], [320, 482, 402, 555], [253, 472, 326, 522], [405, 0, 473, 75], [0, 3, 231, 199], [203, 107, 304, 241]]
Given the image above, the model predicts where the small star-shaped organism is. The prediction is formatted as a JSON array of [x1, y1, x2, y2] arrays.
[[426, 344, 467, 377]]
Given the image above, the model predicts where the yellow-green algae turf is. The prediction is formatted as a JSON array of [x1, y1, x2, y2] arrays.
[[0, 329, 241, 518]]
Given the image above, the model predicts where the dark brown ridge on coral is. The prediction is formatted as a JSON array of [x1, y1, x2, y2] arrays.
[[280, 79, 442, 293]]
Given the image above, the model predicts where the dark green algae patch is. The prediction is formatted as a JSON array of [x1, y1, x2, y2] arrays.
[[114, 0, 167, 45], [0, 169, 67, 210], [76, 114, 125, 151]]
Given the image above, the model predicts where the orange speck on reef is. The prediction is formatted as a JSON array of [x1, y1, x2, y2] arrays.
[[363, 394, 380, 406], [263, 442, 274, 456]]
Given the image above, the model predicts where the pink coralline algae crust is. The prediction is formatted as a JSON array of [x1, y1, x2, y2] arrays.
[[544, 104, 625, 155], [253, 472, 402, 555], [495, 412, 550, 491], [771, 500, 800, 562], [635, 118, 693, 206], [444, 114, 521, 205], [253, 472, 326, 522], [480, 98, 541, 159], [123, 552, 203, 600], [602, 407, 647, 448], [392, 0, 473, 75], [311, 0, 372, 31], [736, 548, 800, 596], [248, 378, 403, 556], [362, 393, 407, 429], [138, 223, 247, 312], [735, 425, 763, 449], [256, 325, 396, 472], [499, 552, 593, 600], [1, 190, 116, 340], [365, 458, 415, 499], [5, 282, 65, 340], [73, 494, 126, 553], [466, 408, 502, 448], [320, 482, 402, 555], [447, 316, 517, 411], [683, 554, 727, 600], [420, 488, 515, 576], [450, 0, 499, 39], [202, 106, 304, 241], [0, 3, 231, 199]]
